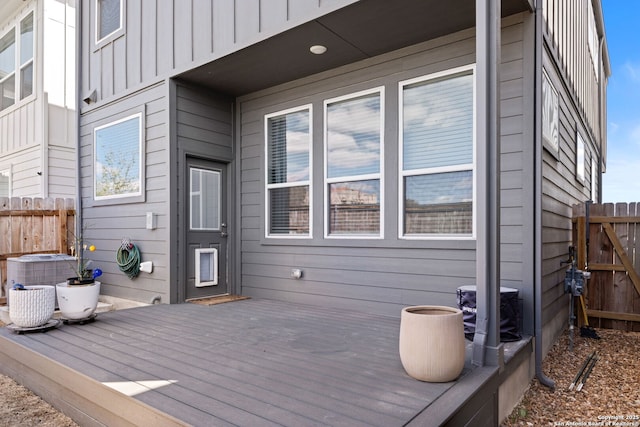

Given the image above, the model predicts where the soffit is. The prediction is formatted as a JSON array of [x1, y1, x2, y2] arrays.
[[178, 0, 531, 96]]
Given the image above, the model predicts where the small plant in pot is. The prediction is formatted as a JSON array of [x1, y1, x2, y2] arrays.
[[56, 229, 103, 321], [67, 237, 102, 285]]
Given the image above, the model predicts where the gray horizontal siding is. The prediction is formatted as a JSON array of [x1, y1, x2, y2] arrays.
[[238, 17, 529, 317], [79, 82, 170, 304], [540, 49, 596, 353]]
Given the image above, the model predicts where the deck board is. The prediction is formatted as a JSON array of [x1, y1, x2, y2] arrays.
[[0, 298, 497, 426]]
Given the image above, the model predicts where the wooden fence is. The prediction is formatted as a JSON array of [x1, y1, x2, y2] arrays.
[[573, 202, 640, 331], [0, 197, 76, 302]]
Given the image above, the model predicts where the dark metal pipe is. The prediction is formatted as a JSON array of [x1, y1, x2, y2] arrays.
[[534, 0, 556, 390]]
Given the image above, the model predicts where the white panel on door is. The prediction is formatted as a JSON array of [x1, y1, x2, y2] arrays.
[[195, 248, 218, 287]]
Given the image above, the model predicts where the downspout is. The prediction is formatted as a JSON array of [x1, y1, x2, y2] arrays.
[[39, 0, 48, 197], [534, 0, 555, 390], [472, 0, 502, 367], [597, 36, 604, 203], [74, 0, 82, 234]]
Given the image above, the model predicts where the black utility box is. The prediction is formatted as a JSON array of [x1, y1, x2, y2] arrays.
[[456, 285, 521, 342]]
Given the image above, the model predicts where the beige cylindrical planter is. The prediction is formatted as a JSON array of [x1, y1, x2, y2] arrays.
[[399, 305, 465, 382], [9, 285, 56, 328]]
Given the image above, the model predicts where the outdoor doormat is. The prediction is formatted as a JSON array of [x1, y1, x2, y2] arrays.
[[187, 295, 251, 306]]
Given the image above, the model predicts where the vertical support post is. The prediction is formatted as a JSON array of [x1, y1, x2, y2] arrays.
[[473, 0, 503, 367]]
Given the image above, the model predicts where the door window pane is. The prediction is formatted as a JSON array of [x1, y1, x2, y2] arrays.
[[265, 106, 311, 237], [190, 168, 221, 231]]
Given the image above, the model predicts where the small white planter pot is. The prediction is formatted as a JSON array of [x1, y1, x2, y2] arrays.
[[9, 285, 56, 328], [56, 281, 100, 320], [399, 305, 465, 382]]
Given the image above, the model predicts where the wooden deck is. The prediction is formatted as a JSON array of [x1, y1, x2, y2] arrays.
[[0, 299, 501, 426]]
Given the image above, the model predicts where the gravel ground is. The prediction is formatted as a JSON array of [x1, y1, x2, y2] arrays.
[[502, 327, 640, 426], [0, 319, 638, 426]]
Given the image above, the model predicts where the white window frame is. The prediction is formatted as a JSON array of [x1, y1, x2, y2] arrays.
[[264, 104, 313, 239], [0, 8, 35, 114], [542, 70, 560, 157], [576, 132, 586, 183], [93, 112, 144, 203], [95, 0, 125, 46], [323, 87, 385, 239], [398, 65, 476, 240]]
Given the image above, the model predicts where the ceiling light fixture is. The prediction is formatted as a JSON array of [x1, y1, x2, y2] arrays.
[[309, 45, 327, 55]]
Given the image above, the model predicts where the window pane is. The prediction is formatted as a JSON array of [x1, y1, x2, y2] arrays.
[[99, 0, 121, 40], [1, 75, 15, 110], [0, 30, 15, 80], [20, 62, 32, 99], [404, 171, 472, 234], [329, 180, 379, 235], [403, 74, 473, 170], [190, 168, 221, 231], [269, 186, 309, 235], [20, 13, 33, 65], [95, 115, 141, 199], [268, 110, 309, 184], [202, 169, 220, 229], [327, 93, 380, 178]]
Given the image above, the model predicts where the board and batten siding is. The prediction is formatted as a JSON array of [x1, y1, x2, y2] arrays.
[[238, 16, 530, 318], [81, 0, 358, 105], [79, 82, 171, 304], [542, 0, 606, 157]]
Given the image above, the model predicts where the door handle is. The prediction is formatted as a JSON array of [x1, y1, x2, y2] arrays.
[[220, 223, 228, 238]]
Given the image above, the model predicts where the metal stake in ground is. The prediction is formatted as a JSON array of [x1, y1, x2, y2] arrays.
[[576, 354, 598, 392], [569, 351, 596, 391]]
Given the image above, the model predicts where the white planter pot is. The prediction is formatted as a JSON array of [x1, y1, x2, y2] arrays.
[[56, 281, 101, 320], [399, 305, 465, 382], [9, 285, 56, 328]]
